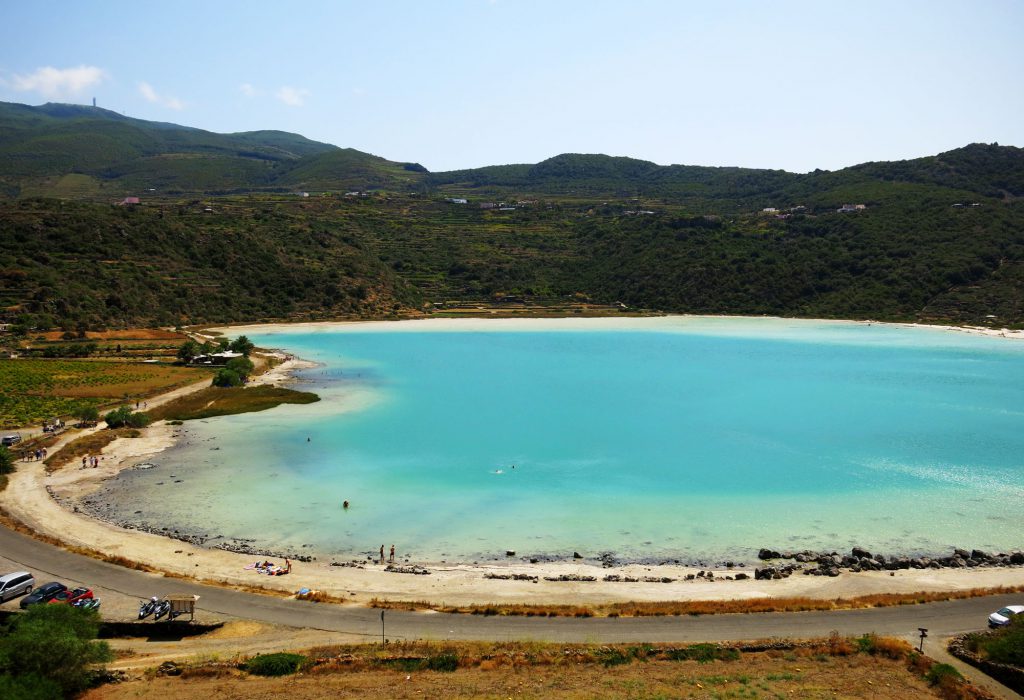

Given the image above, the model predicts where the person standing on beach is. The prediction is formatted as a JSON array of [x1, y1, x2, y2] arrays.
[[379, 544, 385, 564], [389, 544, 395, 563]]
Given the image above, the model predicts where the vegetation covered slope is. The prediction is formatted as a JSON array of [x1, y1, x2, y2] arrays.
[[1, 100, 1023, 329], [0, 102, 422, 197], [0, 197, 419, 328]]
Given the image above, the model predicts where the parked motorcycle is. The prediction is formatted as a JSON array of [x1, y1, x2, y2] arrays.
[[72, 597, 101, 610], [138, 597, 158, 619], [153, 599, 172, 621]]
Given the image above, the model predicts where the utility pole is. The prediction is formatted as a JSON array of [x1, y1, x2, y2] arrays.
[[381, 609, 385, 645]]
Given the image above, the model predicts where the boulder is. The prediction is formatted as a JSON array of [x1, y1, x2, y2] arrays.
[[758, 548, 781, 560], [1010, 551, 1024, 565], [851, 546, 872, 559]]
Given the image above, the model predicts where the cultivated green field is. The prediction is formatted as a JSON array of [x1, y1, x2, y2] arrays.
[[0, 359, 205, 428]]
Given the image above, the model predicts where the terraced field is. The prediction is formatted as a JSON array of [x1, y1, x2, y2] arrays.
[[0, 359, 206, 428]]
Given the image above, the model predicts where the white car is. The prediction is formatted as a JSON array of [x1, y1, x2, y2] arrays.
[[988, 605, 1024, 628]]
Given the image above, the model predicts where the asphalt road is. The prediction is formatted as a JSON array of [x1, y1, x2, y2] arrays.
[[0, 523, 1014, 644]]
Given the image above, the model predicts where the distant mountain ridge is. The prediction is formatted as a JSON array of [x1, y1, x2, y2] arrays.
[[0, 101, 426, 197], [1, 100, 1022, 202]]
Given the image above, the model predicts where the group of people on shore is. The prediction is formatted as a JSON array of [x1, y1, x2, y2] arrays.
[[247, 558, 292, 576], [379, 544, 395, 564], [81, 454, 102, 469], [23, 447, 48, 461]]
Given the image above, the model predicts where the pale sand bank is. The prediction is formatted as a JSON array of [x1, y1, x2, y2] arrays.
[[2, 332, 1022, 611], [212, 314, 1024, 341]]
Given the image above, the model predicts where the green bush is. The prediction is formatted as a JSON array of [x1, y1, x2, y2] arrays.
[[978, 617, 1024, 666], [924, 662, 962, 686], [664, 644, 740, 663], [425, 652, 459, 672], [104, 406, 150, 429], [225, 356, 255, 378], [0, 447, 14, 476], [244, 652, 307, 676], [0, 604, 112, 697], [212, 368, 243, 388], [75, 405, 100, 423], [0, 673, 62, 700]]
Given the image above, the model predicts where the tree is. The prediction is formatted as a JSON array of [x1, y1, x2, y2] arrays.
[[225, 356, 255, 378], [104, 406, 150, 429], [74, 406, 100, 424], [229, 335, 255, 356], [0, 447, 13, 476], [212, 368, 243, 388], [176, 339, 201, 364], [0, 604, 112, 698]]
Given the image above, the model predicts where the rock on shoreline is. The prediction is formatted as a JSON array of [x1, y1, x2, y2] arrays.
[[755, 546, 1024, 580]]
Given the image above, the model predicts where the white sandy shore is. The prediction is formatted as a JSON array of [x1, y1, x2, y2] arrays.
[[2, 337, 1023, 609], [213, 314, 1024, 341]]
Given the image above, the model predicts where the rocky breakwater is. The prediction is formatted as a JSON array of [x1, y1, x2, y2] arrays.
[[754, 546, 1024, 580]]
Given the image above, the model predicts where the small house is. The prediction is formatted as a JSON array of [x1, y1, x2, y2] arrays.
[[191, 351, 244, 366]]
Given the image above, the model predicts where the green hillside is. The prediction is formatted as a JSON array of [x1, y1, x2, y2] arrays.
[[0, 101, 421, 197], [1, 100, 1023, 331]]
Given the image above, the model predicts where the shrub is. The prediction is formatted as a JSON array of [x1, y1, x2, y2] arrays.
[[104, 406, 150, 429], [979, 617, 1024, 666], [225, 356, 255, 378], [75, 405, 100, 423], [664, 644, 740, 663], [245, 653, 307, 676], [924, 663, 962, 686], [425, 653, 459, 672], [0, 604, 112, 697], [0, 673, 62, 700], [212, 368, 243, 388], [0, 447, 14, 476]]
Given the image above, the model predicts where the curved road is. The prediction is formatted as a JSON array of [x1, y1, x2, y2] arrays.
[[1, 524, 1015, 644]]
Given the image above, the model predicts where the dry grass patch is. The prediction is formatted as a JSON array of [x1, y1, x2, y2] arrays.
[[82, 637, 995, 700], [39, 329, 187, 342], [370, 585, 1024, 618]]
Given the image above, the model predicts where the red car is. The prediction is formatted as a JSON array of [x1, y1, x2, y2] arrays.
[[48, 587, 93, 605]]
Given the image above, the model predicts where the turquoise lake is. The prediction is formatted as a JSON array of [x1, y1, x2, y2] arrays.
[[96, 317, 1024, 563]]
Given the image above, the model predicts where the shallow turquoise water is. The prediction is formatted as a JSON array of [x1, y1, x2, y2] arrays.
[[98, 318, 1024, 563]]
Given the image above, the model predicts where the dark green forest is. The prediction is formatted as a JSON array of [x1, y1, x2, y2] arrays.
[[1, 101, 1023, 329]]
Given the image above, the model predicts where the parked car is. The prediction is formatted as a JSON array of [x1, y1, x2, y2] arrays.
[[0, 432, 21, 446], [988, 605, 1024, 628], [19, 581, 67, 609], [49, 587, 94, 606], [0, 571, 35, 603]]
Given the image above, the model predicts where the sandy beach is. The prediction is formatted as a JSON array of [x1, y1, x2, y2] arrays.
[[2, 321, 1023, 611]]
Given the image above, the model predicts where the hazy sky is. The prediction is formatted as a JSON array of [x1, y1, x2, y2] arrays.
[[1, 1, 1021, 172]]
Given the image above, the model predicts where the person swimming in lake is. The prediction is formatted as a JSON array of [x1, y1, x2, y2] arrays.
[[343, 500, 349, 509]]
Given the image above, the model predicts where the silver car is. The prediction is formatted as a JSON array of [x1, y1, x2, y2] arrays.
[[0, 571, 35, 602], [988, 605, 1024, 628]]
